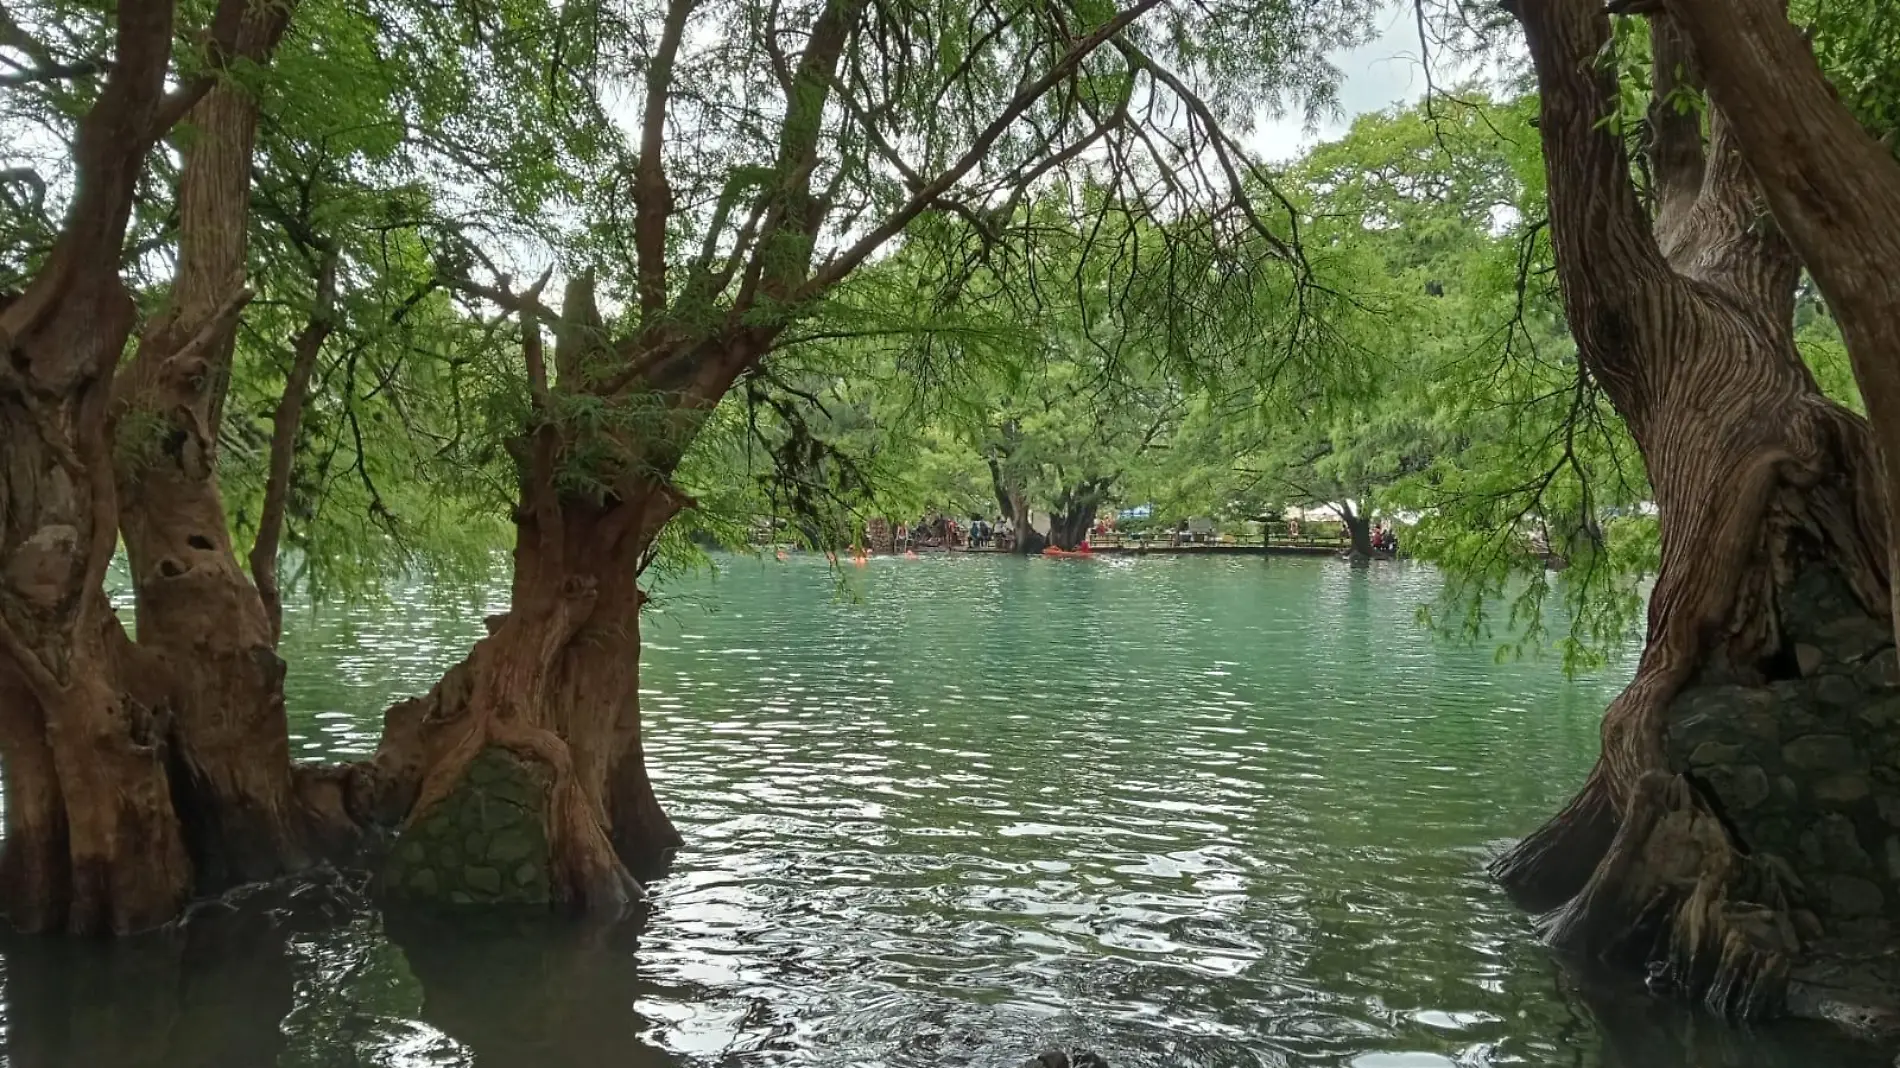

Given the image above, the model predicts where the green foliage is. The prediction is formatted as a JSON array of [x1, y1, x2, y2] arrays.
[[14, 0, 1889, 675]]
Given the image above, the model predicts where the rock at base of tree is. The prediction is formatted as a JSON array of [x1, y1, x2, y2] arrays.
[[379, 747, 555, 906]]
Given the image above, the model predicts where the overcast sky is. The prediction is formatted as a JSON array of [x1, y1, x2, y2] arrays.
[[1244, 5, 1433, 162]]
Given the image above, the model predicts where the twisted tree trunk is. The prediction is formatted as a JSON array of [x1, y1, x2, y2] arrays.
[[1495, 0, 1891, 1017], [1048, 478, 1110, 551], [986, 455, 1039, 554], [111, 5, 319, 892], [371, 282, 694, 911], [1656, 0, 1900, 641], [1337, 502, 1374, 559], [0, 0, 202, 935]]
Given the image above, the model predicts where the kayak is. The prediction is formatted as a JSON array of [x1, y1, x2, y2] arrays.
[[1041, 546, 1093, 558]]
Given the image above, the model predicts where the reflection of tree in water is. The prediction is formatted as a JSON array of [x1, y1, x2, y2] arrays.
[[1558, 964, 1892, 1068], [0, 873, 694, 1068], [0, 886, 300, 1067], [376, 906, 681, 1068], [278, 913, 465, 1067]]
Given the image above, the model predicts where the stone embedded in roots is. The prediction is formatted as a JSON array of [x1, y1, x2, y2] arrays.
[[380, 748, 555, 906], [1654, 567, 1900, 1023]]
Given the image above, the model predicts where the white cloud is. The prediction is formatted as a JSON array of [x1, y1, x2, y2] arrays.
[[1245, 5, 1431, 163]]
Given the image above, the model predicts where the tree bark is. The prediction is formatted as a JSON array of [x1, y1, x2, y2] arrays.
[[1337, 503, 1374, 559], [111, 5, 312, 893], [1494, 0, 1891, 1017], [369, 287, 690, 911], [1657, 0, 1900, 641], [986, 454, 1040, 554], [1048, 478, 1110, 551], [0, 0, 205, 935]]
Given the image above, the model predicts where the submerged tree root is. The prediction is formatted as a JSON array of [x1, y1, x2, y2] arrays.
[[1531, 773, 1799, 1019]]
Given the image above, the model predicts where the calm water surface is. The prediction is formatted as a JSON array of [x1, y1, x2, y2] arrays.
[[1, 554, 1888, 1067]]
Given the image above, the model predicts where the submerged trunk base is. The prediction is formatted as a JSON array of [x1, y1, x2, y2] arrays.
[[1500, 568, 1900, 1035]]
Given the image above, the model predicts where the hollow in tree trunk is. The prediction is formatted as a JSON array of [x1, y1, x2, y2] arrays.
[[111, 5, 318, 890], [1495, 0, 1895, 1020]]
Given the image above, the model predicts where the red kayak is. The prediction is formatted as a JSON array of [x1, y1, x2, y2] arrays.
[[1041, 545, 1094, 558]]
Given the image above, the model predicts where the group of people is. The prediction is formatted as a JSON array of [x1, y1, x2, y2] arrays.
[[896, 514, 1015, 552], [1370, 524, 1400, 554]]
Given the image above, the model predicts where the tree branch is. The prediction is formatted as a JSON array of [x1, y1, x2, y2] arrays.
[[250, 244, 338, 644], [801, 0, 1168, 297], [634, 0, 693, 322]]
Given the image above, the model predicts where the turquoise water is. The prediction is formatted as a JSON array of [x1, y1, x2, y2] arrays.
[[1, 554, 1886, 1066]]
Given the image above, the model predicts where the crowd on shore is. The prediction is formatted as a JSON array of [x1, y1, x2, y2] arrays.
[[896, 514, 1012, 550]]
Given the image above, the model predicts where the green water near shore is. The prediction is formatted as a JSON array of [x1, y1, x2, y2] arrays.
[[2, 554, 1888, 1066]]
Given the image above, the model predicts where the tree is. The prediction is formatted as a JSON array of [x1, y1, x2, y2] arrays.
[[0, 0, 1386, 926], [1646, 0, 1900, 636], [1486, 0, 1890, 1016], [0, 0, 283, 935]]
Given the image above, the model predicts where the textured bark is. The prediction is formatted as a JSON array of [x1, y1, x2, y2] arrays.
[[0, 0, 198, 935], [370, 286, 688, 910], [0, 0, 310, 932], [987, 458, 1040, 554], [1493, 0, 1889, 1015], [111, 4, 309, 893], [1659, 0, 1900, 640]]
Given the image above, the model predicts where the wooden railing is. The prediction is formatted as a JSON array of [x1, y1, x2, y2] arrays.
[[1086, 531, 1351, 550]]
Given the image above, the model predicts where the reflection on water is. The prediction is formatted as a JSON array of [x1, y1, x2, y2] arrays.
[[3, 555, 1892, 1066]]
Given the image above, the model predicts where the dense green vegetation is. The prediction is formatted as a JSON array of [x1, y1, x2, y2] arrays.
[[9, 0, 1900, 1035], [0, 0, 1864, 655]]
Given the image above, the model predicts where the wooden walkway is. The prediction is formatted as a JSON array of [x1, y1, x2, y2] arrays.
[[960, 539, 1351, 557]]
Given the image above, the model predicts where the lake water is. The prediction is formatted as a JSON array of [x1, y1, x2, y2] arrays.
[[2, 553, 1890, 1067]]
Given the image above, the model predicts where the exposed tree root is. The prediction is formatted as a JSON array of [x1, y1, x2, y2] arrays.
[[1540, 773, 1798, 1018]]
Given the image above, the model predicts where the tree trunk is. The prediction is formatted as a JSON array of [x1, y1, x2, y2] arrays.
[[251, 247, 338, 643], [1012, 498, 1045, 555], [1495, 0, 1893, 1018], [1658, 0, 1900, 640], [371, 289, 688, 911], [373, 479, 684, 910], [987, 454, 1042, 554], [1339, 506, 1374, 559], [113, 15, 311, 891], [1047, 508, 1094, 551], [0, 0, 205, 935], [1048, 479, 1109, 551]]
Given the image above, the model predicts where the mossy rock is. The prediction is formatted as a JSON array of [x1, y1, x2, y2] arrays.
[[381, 746, 556, 907]]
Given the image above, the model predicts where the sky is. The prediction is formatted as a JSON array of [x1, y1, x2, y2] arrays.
[[1244, 5, 1436, 162]]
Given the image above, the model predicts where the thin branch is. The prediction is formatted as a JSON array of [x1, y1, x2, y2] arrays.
[[802, 0, 1169, 296], [635, 0, 694, 321], [250, 244, 338, 644]]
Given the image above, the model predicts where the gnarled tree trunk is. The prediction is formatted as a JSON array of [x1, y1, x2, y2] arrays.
[[986, 455, 1040, 554], [1048, 478, 1110, 551], [0, 0, 203, 935], [111, 7, 317, 892], [374, 489, 682, 909], [1337, 503, 1374, 559], [1657, 0, 1900, 641], [1495, 0, 1893, 1018], [371, 282, 689, 912]]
